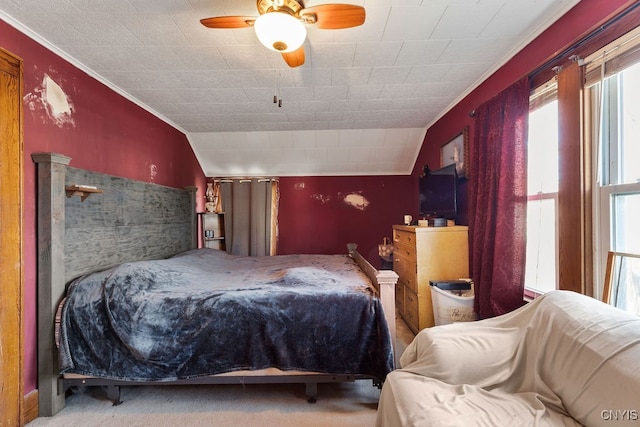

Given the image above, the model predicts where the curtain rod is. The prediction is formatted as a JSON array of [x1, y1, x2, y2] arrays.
[[528, 1, 640, 79], [212, 178, 279, 183], [469, 2, 640, 118]]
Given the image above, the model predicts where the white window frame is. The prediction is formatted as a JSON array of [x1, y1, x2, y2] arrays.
[[586, 26, 640, 300], [594, 184, 640, 300]]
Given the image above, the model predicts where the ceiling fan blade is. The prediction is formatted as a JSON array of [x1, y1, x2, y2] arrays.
[[282, 46, 305, 68], [200, 16, 256, 29], [300, 4, 365, 29]]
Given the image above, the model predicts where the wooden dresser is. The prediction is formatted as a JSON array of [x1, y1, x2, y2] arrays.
[[393, 225, 469, 333]]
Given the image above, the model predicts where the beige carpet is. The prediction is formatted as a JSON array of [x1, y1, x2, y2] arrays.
[[28, 318, 414, 427], [28, 381, 382, 427]]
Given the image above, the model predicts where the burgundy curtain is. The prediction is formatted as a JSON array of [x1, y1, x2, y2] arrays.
[[470, 77, 529, 319]]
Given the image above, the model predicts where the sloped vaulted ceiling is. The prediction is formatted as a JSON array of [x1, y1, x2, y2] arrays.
[[0, 0, 580, 176]]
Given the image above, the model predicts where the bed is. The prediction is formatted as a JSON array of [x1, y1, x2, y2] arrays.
[[33, 152, 398, 417]]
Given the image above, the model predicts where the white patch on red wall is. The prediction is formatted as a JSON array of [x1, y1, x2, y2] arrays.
[[24, 74, 75, 128], [343, 193, 370, 210], [311, 193, 331, 204], [148, 163, 158, 181]]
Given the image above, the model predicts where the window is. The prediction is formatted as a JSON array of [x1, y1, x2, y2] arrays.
[[586, 27, 640, 307], [522, 22, 640, 305], [525, 83, 559, 296]]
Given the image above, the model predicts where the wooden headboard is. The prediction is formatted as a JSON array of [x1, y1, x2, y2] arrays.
[[32, 152, 197, 415]]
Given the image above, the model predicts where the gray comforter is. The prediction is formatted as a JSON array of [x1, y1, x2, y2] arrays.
[[59, 248, 394, 381]]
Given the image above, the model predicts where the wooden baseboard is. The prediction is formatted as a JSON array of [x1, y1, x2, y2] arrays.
[[23, 390, 38, 424]]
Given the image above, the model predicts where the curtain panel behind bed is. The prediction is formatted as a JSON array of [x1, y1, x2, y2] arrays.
[[220, 178, 279, 256]]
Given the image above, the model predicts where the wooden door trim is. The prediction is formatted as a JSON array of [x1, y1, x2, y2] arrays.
[[0, 46, 24, 426]]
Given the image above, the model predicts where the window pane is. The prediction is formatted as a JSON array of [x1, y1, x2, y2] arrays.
[[528, 101, 559, 194], [525, 198, 556, 293], [620, 62, 640, 185], [612, 192, 640, 253]]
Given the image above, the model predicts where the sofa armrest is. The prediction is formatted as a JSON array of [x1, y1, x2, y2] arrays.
[[400, 322, 526, 388]]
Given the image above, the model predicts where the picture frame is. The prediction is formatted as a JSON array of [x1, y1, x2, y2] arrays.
[[440, 126, 469, 178]]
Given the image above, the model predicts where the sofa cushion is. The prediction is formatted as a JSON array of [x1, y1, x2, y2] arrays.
[[377, 370, 580, 426], [398, 318, 525, 389], [527, 291, 640, 425]]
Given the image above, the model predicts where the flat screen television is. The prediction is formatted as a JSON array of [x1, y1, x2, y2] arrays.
[[419, 164, 457, 219]]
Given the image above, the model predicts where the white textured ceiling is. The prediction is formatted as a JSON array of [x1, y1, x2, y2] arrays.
[[0, 0, 579, 176]]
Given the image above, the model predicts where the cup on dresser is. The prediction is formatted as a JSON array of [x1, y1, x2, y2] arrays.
[[403, 215, 412, 225]]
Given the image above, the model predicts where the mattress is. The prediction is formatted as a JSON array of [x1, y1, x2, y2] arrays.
[[59, 248, 394, 382]]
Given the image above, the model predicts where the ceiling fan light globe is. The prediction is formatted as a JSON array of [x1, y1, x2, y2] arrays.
[[254, 12, 306, 53]]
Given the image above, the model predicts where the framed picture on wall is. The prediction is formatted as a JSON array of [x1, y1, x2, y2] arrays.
[[440, 126, 469, 178]]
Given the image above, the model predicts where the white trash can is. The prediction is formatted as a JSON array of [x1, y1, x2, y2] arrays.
[[430, 280, 478, 326]]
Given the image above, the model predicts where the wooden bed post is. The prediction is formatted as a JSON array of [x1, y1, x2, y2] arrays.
[[376, 270, 398, 364], [184, 186, 198, 249], [32, 152, 71, 416], [347, 244, 399, 364]]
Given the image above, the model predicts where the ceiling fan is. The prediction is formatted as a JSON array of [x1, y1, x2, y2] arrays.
[[200, 0, 366, 67]]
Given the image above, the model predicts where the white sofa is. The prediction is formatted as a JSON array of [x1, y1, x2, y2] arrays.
[[376, 291, 640, 426]]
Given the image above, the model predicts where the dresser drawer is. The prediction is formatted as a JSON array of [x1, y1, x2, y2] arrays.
[[393, 228, 417, 247], [404, 287, 419, 332], [393, 231, 417, 260], [395, 281, 404, 312], [393, 253, 418, 292], [393, 242, 416, 261]]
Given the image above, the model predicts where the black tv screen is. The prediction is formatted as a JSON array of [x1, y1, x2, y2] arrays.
[[419, 164, 457, 219]]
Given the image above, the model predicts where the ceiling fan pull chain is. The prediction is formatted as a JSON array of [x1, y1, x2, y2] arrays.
[[274, 69, 278, 103], [273, 69, 283, 107], [278, 70, 281, 107]]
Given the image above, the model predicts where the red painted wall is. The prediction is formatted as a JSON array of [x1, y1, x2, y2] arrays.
[[0, 20, 206, 394], [278, 176, 415, 267]]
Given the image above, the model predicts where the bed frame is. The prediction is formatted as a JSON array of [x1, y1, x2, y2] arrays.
[[33, 152, 398, 417]]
